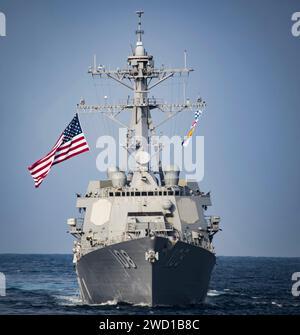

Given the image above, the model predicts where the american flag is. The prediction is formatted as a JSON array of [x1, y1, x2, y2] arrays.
[[28, 114, 89, 188]]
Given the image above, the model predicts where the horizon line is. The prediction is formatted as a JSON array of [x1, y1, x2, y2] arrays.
[[0, 253, 299, 258]]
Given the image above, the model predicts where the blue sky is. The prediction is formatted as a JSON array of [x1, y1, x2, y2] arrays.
[[0, 0, 299, 256]]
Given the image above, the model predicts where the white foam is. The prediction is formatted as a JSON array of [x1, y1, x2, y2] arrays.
[[54, 295, 82, 306], [54, 294, 122, 307], [207, 289, 223, 297], [97, 299, 118, 306]]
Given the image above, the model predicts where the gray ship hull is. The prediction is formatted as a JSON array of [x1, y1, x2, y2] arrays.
[[76, 236, 215, 306]]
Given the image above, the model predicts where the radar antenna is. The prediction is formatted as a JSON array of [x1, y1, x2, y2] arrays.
[[78, 11, 206, 171]]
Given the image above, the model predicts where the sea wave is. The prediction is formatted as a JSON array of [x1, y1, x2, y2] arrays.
[[54, 295, 82, 306], [1, 255, 299, 315], [207, 289, 226, 297]]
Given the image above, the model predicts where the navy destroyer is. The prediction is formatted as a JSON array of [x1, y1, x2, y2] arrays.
[[67, 11, 221, 306]]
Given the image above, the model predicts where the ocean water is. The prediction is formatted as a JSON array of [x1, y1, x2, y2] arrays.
[[0, 255, 299, 315]]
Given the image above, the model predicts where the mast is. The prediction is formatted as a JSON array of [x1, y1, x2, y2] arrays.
[[128, 11, 151, 157], [78, 11, 206, 173]]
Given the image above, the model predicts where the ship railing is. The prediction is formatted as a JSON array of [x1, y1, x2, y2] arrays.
[[107, 228, 175, 244], [95, 230, 215, 252], [84, 187, 208, 198], [117, 97, 164, 107]]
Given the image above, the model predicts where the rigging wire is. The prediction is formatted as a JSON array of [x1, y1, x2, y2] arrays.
[[92, 76, 113, 139], [106, 73, 115, 138]]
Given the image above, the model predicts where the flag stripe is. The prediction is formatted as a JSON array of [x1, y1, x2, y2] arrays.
[[34, 170, 51, 187], [54, 138, 87, 158], [28, 114, 89, 188], [32, 161, 55, 180], [52, 147, 89, 165], [28, 135, 64, 170], [54, 142, 89, 161], [34, 171, 48, 183], [53, 144, 89, 163], [29, 156, 55, 175], [57, 134, 85, 150]]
